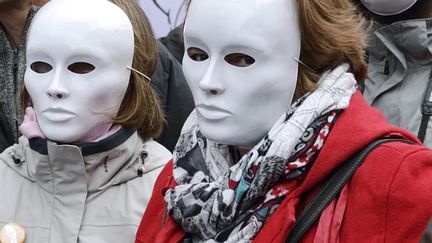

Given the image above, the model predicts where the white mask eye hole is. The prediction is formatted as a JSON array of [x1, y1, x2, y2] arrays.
[[67, 62, 96, 74], [30, 61, 53, 74], [224, 53, 255, 67], [187, 47, 209, 62]]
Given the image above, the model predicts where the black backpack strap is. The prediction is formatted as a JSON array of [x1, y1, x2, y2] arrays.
[[285, 137, 414, 243], [418, 70, 432, 143]]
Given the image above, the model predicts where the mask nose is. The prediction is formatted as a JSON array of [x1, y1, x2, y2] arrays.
[[198, 60, 225, 96], [46, 69, 69, 99], [47, 90, 68, 99]]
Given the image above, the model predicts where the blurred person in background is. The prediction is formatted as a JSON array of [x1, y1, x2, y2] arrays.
[[159, 24, 184, 64], [0, 0, 37, 152], [151, 40, 194, 152], [354, 0, 432, 146], [137, 0, 193, 152]]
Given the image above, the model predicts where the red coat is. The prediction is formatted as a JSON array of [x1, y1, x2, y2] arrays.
[[136, 92, 432, 243]]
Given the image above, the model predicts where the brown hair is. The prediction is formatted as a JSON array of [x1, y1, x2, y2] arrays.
[[21, 0, 165, 140], [294, 0, 368, 100], [111, 0, 164, 139]]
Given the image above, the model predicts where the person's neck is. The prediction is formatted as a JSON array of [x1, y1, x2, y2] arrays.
[[0, 1, 32, 47], [236, 146, 251, 157]]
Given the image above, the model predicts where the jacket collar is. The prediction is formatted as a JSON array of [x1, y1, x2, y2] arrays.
[[365, 18, 432, 102], [4, 128, 170, 193], [28, 127, 135, 156], [369, 18, 432, 68]]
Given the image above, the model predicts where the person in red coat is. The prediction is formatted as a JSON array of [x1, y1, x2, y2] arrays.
[[136, 0, 432, 242]]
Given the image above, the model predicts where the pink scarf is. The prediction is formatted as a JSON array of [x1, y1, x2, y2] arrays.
[[19, 107, 120, 142]]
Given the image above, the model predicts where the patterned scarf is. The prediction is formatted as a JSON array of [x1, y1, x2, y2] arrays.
[[165, 64, 357, 242]]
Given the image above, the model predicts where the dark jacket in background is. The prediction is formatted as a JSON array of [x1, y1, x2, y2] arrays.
[[0, 6, 38, 153], [0, 107, 13, 152], [151, 41, 194, 151], [159, 25, 184, 64]]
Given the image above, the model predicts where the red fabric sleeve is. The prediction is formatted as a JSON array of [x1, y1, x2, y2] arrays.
[[136, 160, 185, 243], [385, 147, 432, 242]]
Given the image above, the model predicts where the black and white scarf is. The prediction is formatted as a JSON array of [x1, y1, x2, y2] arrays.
[[165, 64, 357, 242]]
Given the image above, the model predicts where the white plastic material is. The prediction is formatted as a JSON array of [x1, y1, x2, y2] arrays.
[[183, 0, 301, 146], [24, 0, 134, 143], [361, 0, 418, 16]]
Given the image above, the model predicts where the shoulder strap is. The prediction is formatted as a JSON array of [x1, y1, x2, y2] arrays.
[[418, 70, 432, 143], [285, 137, 414, 243]]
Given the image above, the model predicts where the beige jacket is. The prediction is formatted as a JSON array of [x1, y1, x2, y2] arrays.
[[0, 128, 171, 243]]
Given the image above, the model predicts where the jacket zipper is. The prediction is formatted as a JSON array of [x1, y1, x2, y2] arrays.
[[384, 48, 390, 75], [13, 48, 20, 140]]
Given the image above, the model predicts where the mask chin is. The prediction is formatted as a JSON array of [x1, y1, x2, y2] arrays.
[[199, 121, 266, 148]]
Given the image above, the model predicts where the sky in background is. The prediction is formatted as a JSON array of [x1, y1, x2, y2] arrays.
[[137, 0, 187, 38]]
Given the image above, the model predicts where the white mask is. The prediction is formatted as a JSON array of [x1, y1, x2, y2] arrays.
[[361, 0, 418, 16], [24, 0, 134, 143], [183, 0, 301, 147]]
